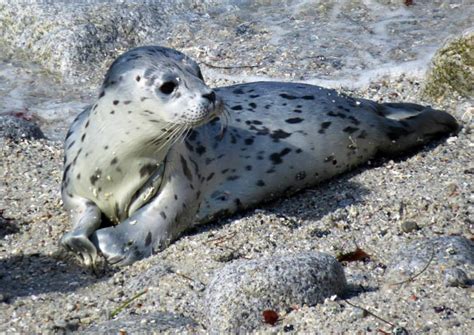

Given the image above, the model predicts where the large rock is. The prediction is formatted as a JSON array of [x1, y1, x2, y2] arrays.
[[385, 236, 473, 285], [0, 2, 214, 84], [422, 28, 474, 102], [205, 252, 347, 333]]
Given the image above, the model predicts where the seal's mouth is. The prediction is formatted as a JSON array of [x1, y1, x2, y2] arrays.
[[205, 97, 226, 123], [146, 98, 227, 148], [185, 96, 226, 128], [209, 98, 229, 139], [203, 98, 230, 137]]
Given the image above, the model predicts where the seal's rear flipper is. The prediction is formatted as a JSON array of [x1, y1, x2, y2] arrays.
[[375, 102, 459, 156]]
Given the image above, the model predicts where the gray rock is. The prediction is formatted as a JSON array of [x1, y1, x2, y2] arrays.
[[422, 28, 473, 102], [0, 115, 45, 140], [0, 2, 214, 84], [52, 318, 79, 333], [205, 252, 347, 333], [444, 268, 469, 287], [124, 262, 171, 292], [85, 312, 198, 333], [400, 220, 420, 233], [386, 236, 473, 283]]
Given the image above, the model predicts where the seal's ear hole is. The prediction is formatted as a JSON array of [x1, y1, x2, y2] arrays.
[[159, 81, 177, 95]]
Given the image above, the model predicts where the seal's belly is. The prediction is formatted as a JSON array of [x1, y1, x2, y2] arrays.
[[192, 82, 383, 222]]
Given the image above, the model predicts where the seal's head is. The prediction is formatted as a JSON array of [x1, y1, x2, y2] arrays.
[[62, 46, 225, 224], [98, 46, 222, 129]]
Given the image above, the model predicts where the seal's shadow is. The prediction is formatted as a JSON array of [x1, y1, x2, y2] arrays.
[[0, 252, 112, 301], [185, 167, 371, 238]]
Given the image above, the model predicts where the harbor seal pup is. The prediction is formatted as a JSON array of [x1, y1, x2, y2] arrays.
[[61, 46, 458, 266]]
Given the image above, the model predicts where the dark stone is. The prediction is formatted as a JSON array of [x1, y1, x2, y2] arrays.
[[0, 115, 45, 140]]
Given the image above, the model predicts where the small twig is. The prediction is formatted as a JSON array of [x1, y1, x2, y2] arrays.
[[174, 271, 195, 282], [207, 231, 237, 245], [200, 62, 261, 70], [344, 299, 395, 328], [110, 289, 148, 319], [172, 270, 206, 288], [200, 57, 268, 70], [389, 246, 435, 286]]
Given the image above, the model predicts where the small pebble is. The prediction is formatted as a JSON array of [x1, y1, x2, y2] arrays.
[[400, 220, 420, 233], [352, 307, 369, 320], [444, 268, 469, 287], [53, 320, 67, 329], [446, 136, 458, 145], [392, 326, 409, 335], [66, 303, 76, 312], [446, 182, 458, 194], [212, 249, 241, 262], [283, 324, 294, 332]]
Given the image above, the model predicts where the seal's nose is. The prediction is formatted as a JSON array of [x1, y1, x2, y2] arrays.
[[202, 91, 216, 103]]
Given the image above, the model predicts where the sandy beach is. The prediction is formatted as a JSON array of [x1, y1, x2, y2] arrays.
[[1, 1, 472, 333]]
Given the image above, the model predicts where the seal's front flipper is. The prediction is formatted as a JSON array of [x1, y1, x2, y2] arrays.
[[91, 206, 174, 266], [127, 164, 164, 217], [376, 103, 458, 155], [61, 199, 101, 267]]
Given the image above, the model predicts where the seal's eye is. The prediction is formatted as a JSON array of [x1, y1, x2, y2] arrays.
[[159, 81, 177, 95]]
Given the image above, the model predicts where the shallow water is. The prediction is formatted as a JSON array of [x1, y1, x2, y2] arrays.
[[0, 60, 91, 141], [0, 0, 472, 141], [196, 0, 472, 85]]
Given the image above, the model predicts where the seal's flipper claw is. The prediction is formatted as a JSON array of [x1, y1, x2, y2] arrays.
[[61, 231, 98, 267]]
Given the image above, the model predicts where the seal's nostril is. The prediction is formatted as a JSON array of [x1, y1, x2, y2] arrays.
[[202, 91, 216, 103]]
